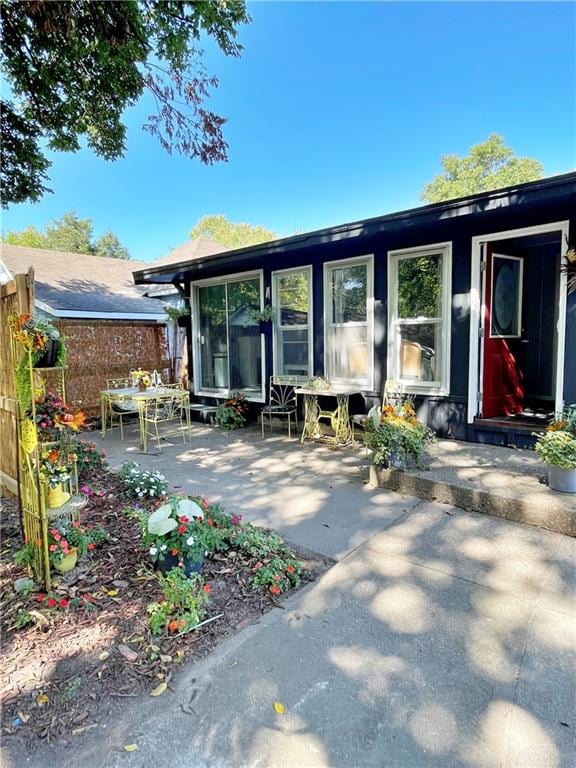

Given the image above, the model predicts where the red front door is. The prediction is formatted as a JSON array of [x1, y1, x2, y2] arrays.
[[481, 248, 525, 418]]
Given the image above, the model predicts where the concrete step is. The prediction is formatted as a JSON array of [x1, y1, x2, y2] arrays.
[[369, 439, 576, 537]]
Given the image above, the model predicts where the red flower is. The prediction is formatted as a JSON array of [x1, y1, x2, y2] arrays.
[[287, 565, 295, 573], [53, 533, 61, 542], [59, 598, 69, 608], [47, 597, 57, 608], [178, 516, 189, 523], [60, 539, 68, 547], [168, 619, 179, 632], [270, 586, 281, 596], [83, 593, 94, 602], [177, 525, 187, 534], [49, 544, 57, 552], [203, 584, 211, 593], [87, 543, 95, 550], [206, 518, 214, 527], [171, 548, 178, 556], [36, 593, 45, 603], [253, 561, 263, 571], [72, 521, 81, 528], [273, 574, 281, 581], [50, 528, 58, 535]]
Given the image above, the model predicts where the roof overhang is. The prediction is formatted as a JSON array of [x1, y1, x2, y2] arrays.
[[35, 298, 165, 321], [133, 172, 576, 286]]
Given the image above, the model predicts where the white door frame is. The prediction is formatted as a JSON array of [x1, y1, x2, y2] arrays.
[[467, 220, 570, 424]]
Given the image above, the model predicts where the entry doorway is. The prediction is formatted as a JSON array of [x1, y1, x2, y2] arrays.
[[468, 222, 569, 428]]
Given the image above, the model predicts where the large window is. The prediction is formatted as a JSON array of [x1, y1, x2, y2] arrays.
[[272, 267, 312, 380], [193, 273, 264, 399], [388, 243, 451, 394], [324, 256, 373, 388]]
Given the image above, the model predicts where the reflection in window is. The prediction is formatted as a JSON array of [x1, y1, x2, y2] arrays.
[[196, 276, 262, 397], [325, 260, 372, 387], [390, 248, 450, 391], [273, 268, 311, 379]]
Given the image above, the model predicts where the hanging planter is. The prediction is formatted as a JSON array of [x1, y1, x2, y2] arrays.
[[36, 339, 60, 368]]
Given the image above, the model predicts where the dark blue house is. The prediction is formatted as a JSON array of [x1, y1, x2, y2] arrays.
[[134, 172, 576, 446]]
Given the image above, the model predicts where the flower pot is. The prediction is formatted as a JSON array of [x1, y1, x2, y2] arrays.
[[54, 547, 78, 573], [157, 552, 204, 577], [36, 339, 60, 368], [47, 483, 71, 509], [548, 466, 576, 493], [138, 381, 147, 392]]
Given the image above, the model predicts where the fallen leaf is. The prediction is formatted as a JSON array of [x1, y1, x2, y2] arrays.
[[99, 651, 110, 662], [16, 711, 30, 723], [106, 589, 119, 597], [72, 724, 97, 736], [273, 701, 285, 715], [160, 654, 172, 664], [117, 644, 138, 663], [123, 744, 138, 752], [36, 694, 49, 706], [149, 644, 160, 653], [112, 580, 129, 588], [150, 682, 167, 697]]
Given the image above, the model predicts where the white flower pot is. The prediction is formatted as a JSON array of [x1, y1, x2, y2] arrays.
[[548, 466, 576, 494]]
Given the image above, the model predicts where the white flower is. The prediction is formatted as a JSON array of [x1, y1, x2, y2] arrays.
[[186, 536, 194, 546], [149, 547, 158, 556], [150, 490, 155, 497], [138, 491, 144, 497], [160, 544, 167, 551]]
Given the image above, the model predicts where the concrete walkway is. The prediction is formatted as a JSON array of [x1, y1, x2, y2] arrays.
[[11, 501, 575, 768], [9, 425, 574, 768]]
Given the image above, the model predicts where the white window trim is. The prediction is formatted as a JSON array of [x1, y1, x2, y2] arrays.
[[387, 242, 452, 396], [271, 265, 313, 382], [190, 270, 265, 402], [323, 254, 374, 390]]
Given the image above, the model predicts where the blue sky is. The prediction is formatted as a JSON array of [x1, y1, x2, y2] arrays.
[[2, 1, 575, 263]]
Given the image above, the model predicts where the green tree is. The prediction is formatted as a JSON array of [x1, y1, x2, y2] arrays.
[[1, 1, 250, 207], [421, 134, 544, 203], [3, 211, 131, 258], [190, 215, 277, 249]]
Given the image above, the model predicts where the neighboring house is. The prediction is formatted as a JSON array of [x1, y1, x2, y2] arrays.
[[134, 173, 576, 447], [0, 244, 168, 413]]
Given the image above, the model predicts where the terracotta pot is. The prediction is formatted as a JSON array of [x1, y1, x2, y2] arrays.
[[47, 483, 70, 509], [54, 547, 78, 573]]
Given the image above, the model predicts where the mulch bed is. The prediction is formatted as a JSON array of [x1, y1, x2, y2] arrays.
[[0, 467, 331, 751]]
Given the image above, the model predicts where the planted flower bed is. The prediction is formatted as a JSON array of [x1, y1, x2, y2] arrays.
[[0, 456, 329, 748]]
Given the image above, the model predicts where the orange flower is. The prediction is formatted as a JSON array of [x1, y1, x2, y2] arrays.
[[47, 449, 60, 463], [168, 619, 179, 632], [203, 584, 211, 593], [269, 585, 281, 596], [286, 565, 295, 573]]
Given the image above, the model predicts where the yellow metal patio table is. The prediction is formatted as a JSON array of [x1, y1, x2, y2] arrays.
[[100, 386, 188, 447], [295, 386, 360, 448]]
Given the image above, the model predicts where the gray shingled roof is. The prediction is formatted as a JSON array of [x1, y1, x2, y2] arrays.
[[0, 244, 164, 317], [143, 237, 226, 297]]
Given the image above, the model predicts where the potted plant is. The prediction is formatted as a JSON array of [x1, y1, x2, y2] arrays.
[[534, 406, 576, 493], [40, 447, 73, 508], [131, 369, 151, 391], [48, 520, 107, 573], [9, 313, 67, 368], [364, 399, 434, 471], [141, 495, 228, 576], [215, 392, 249, 430], [28, 389, 86, 441]]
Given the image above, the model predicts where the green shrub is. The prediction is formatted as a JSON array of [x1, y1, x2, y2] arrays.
[[534, 430, 576, 469], [147, 569, 209, 635]]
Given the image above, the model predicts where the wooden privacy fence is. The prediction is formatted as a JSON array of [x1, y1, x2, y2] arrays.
[[0, 269, 34, 495], [53, 320, 170, 415]]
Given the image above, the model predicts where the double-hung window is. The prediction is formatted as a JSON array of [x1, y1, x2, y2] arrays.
[[324, 256, 374, 388], [192, 272, 265, 400], [272, 267, 313, 380], [388, 243, 452, 394]]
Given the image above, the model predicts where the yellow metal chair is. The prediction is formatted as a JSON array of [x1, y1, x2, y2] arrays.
[[261, 376, 298, 438], [141, 392, 191, 452], [104, 378, 139, 439]]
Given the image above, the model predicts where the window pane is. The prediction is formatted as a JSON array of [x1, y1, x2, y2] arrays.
[[278, 271, 309, 326], [198, 284, 228, 390], [278, 328, 309, 378], [398, 255, 442, 319], [331, 264, 367, 323], [227, 279, 262, 394], [327, 325, 368, 382], [399, 323, 441, 382]]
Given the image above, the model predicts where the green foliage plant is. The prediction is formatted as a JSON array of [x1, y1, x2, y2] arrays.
[[534, 408, 576, 469], [121, 461, 168, 499], [147, 569, 209, 635], [215, 393, 248, 430], [365, 399, 435, 471], [250, 555, 302, 596]]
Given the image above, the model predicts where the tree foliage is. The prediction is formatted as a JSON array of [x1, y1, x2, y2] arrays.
[[190, 214, 277, 249], [421, 134, 544, 203], [3, 211, 131, 259], [0, 1, 250, 207]]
